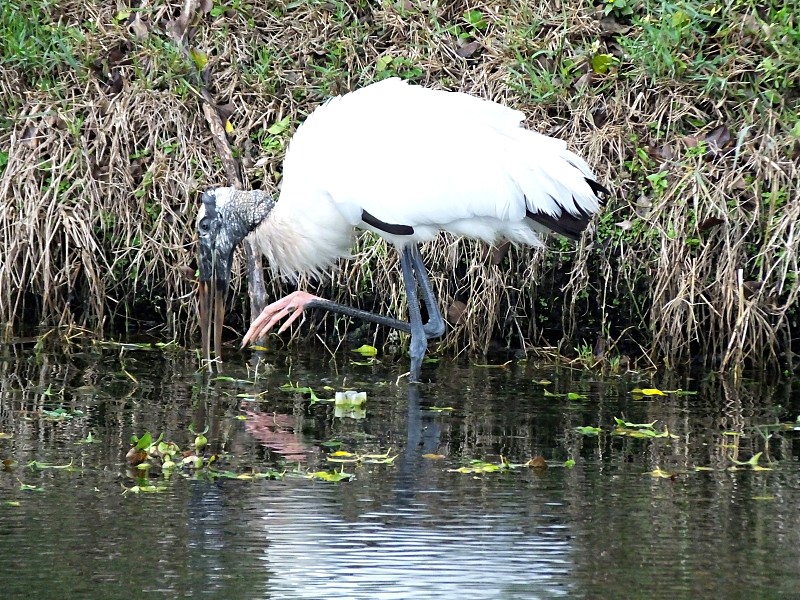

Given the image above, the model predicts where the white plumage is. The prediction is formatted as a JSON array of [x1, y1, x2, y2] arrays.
[[256, 78, 600, 278], [197, 78, 606, 381]]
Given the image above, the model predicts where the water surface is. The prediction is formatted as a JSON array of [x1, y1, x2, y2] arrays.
[[1, 339, 799, 599]]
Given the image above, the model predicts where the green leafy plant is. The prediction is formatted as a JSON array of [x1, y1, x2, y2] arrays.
[[603, 0, 635, 17], [375, 55, 422, 81], [0, 0, 84, 88]]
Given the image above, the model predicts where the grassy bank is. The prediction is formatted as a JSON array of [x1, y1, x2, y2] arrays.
[[0, 0, 798, 371]]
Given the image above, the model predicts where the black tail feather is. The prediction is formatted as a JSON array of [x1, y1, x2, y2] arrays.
[[585, 177, 611, 199], [526, 208, 592, 241], [525, 177, 608, 240]]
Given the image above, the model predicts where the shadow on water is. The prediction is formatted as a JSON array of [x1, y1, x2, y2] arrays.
[[1, 337, 800, 599]]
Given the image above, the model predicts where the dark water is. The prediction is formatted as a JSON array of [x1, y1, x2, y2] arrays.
[[1, 338, 800, 599]]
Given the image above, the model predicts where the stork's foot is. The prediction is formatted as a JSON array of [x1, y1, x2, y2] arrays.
[[241, 290, 320, 347], [407, 332, 429, 383]]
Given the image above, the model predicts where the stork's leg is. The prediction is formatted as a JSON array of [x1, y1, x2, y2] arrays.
[[241, 245, 440, 381], [399, 245, 428, 382], [243, 291, 414, 345], [406, 246, 446, 339]]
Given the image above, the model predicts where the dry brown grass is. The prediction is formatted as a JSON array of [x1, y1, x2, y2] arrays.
[[0, 0, 798, 372]]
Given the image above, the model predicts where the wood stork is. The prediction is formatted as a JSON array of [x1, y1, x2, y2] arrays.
[[197, 78, 607, 381]]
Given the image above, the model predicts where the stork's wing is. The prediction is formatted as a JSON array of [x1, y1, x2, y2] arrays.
[[280, 78, 604, 244]]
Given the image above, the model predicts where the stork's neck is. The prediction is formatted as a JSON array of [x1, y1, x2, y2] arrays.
[[226, 189, 275, 248], [244, 189, 274, 230], [252, 190, 356, 280]]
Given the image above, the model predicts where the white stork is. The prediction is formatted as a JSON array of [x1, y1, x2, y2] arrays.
[[197, 78, 607, 381]]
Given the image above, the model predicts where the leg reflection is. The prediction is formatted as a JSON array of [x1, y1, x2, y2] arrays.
[[393, 385, 442, 502]]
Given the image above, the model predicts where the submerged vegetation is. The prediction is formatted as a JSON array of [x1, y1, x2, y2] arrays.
[[0, 0, 797, 371]]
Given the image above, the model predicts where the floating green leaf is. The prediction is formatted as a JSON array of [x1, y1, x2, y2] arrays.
[[181, 455, 204, 469], [123, 483, 168, 494], [612, 418, 677, 439], [352, 345, 378, 357], [326, 448, 395, 465], [308, 469, 353, 482], [473, 360, 512, 369], [576, 426, 602, 436], [18, 481, 44, 492], [76, 431, 99, 445], [42, 408, 83, 421], [648, 468, 675, 478], [450, 458, 516, 474], [212, 375, 254, 384], [630, 388, 666, 396], [210, 470, 283, 480], [27, 459, 77, 471], [236, 391, 269, 400], [350, 358, 379, 366], [329, 450, 356, 458], [279, 382, 319, 402], [131, 431, 152, 450], [730, 451, 771, 470], [124, 430, 284, 489], [451, 461, 502, 474], [157, 440, 179, 457], [614, 418, 658, 428], [360, 450, 395, 463]]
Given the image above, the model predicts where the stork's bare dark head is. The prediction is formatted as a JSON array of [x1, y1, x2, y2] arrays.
[[197, 188, 232, 292], [196, 187, 275, 290], [196, 187, 275, 364]]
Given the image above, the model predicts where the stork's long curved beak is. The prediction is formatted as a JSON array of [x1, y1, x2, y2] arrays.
[[198, 239, 232, 370], [198, 279, 211, 366]]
